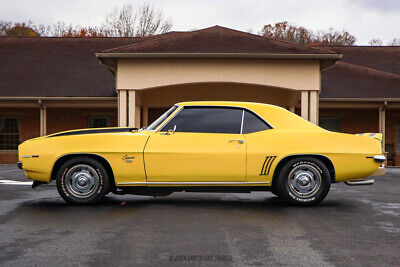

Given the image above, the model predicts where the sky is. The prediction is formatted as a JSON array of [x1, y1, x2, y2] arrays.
[[0, 0, 399, 45]]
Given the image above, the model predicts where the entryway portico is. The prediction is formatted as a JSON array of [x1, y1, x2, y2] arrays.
[[97, 26, 341, 127]]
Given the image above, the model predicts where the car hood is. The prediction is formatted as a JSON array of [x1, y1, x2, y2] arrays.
[[45, 127, 138, 138]]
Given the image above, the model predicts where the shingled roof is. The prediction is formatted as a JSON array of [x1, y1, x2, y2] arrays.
[[320, 61, 400, 98], [98, 25, 338, 55], [0, 26, 399, 99], [0, 37, 141, 97], [328, 46, 400, 76]]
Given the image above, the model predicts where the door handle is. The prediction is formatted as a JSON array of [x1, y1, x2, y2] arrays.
[[229, 139, 244, 144]]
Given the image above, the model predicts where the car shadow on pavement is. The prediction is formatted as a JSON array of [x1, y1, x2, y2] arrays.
[[20, 194, 349, 212]]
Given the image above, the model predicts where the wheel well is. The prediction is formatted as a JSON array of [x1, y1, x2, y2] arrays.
[[51, 154, 116, 190], [271, 154, 336, 190]]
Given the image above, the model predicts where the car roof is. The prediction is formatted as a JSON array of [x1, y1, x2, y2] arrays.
[[176, 101, 321, 131], [177, 101, 278, 109]]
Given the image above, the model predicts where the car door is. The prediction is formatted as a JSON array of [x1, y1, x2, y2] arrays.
[[241, 110, 276, 183], [144, 106, 246, 182]]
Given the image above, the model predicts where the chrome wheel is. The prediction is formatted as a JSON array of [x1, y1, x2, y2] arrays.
[[65, 164, 100, 198], [287, 164, 322, 199]]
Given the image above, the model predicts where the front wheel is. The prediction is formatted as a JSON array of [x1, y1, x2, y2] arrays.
[[276, 157, 331, 206], [56, 157, 110, 205]]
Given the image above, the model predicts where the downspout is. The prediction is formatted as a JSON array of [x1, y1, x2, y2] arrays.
[[38, 99, 46, 137]]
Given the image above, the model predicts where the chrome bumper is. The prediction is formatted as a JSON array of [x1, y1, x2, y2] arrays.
[[373, 155, 386, 163], [344, 166, 385, 186], [345, 179, 374, 186]]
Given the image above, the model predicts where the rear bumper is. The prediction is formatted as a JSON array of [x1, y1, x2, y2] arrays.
[[343, 167, 385, 186], [345, 179, 374, 186]]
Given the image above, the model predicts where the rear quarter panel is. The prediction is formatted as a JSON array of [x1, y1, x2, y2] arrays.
[[245, 129, 382, 183]]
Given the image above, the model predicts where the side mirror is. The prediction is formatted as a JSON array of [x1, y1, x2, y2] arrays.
[[168, 125, 177, 135], [160, 125, 176, 135]]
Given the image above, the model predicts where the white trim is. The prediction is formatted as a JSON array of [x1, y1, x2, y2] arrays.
[[240, 109, 244, 134], [96, 52, 341, 60], [116, 181, 270, 186]]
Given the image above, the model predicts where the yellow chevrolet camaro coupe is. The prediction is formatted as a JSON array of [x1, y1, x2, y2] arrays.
[[18, 101, 385, 206]]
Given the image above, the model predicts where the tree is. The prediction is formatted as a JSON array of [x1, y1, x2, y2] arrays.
[[369, 38, 383, 46], [0, 20, 12, 36], [5, 23, 40, 37], [261, 21, 312, 45], [388, 38, 400, 46], [100, 3, 172, 37], [32, 24, 51, 37], [313, 28, 356, 46], [62, 27, 104, 37], [260, 21, 356, 46]]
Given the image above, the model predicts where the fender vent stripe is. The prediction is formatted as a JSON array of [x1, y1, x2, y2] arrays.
[[259, 156, 276, 176]]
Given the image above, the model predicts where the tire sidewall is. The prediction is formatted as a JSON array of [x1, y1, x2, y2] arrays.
[[56, 157, 109, 204], [277, 157, 331, 206]]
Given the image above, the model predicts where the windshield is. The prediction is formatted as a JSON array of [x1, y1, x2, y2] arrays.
[[146, 105, 179, 131]]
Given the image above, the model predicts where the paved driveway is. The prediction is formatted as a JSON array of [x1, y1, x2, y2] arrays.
[[0, 165, 399, 266]]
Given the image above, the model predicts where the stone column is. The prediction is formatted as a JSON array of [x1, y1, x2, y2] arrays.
[[309, 91, 319, 125], [118, 90, 128, 127], [128, 90, 141, 128], [39, 100, 47, 136], [379, 106, 386, 152], [143, 105, 149, 127], [301, 91, 309, 120]]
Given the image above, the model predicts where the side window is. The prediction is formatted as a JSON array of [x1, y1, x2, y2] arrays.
[[242, 110, 270, 134], [161, 107, 242, 134]]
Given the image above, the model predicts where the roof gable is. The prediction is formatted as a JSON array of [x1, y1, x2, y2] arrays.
[[101, 25, 337, 55]]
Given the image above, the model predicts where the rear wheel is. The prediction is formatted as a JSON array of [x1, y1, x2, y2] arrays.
[[56, 157, 110, 205], [276, 157, 330, 206]]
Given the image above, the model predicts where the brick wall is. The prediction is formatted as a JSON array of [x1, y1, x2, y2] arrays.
[[385, 109, 400, 165], [320, 109, 379, 134], [46, 108, 117, 134], [0, 107, 117, 164]]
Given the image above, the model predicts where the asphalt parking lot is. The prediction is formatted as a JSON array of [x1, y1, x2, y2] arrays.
[[0, 165, 399, 266]]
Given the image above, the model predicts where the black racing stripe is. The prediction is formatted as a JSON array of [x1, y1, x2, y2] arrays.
[[48, 127, 138, 138]]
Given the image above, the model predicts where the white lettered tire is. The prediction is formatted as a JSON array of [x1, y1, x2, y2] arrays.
[[276, 157, 331, 206], [56, 157, 110, 205]]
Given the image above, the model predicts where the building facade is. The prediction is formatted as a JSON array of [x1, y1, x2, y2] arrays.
[[1, 26, 399, 165]]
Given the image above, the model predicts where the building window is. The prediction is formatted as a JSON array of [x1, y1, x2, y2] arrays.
[[319, 117, 340, 132], [0, 117, 19, 150], [88, 117, 110, 128]]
